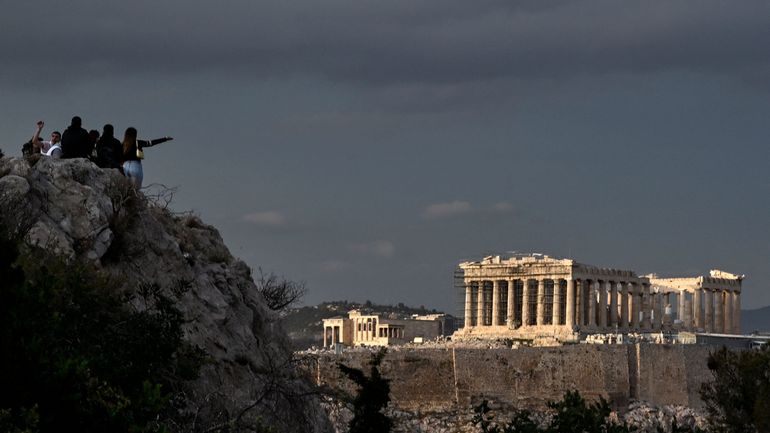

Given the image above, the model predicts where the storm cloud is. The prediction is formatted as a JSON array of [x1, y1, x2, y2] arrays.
[[2, 0, 769, 89], [2, 1, 769, 313]]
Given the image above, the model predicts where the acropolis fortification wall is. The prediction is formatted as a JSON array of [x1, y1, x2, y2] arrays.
[[302, 344, 714, 413]]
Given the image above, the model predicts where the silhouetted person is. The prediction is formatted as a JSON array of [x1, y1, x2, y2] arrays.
[[121, 127, 173, 188], [61, 116, 91, 159], [96, 124, 123, 172], [88, 129, 100, 159]]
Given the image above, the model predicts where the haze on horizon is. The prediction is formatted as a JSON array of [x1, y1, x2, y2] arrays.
[[1, 0, 769, 315]]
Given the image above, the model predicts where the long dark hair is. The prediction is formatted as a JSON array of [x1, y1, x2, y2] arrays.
[[122, 127, 137, 156]]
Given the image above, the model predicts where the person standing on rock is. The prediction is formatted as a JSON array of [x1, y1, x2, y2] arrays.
[[95, 124, 124, 173], [31, 120, 62, 158], [88, 130, 100, 159], [61, 116, 91, 159], [121, 127, 173, 188]]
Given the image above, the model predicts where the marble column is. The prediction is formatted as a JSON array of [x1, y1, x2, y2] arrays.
[[507, 279, 515, 327], [609, 281, 618, 328], [492, 280, 500, 326], [536, 278, 546, 326], [733, 292, 741, 334], [588, 280, 597, 327], [693, 289, 703, 330], [684, 297, 693, 331], [323, 327, 328, 347], [724, 291, 731, 333], [331, 326, 337, 345], [553, 279, 562, 326], [704, 289, 713, 333], [598, 281, 608, 328], [641, 284, 652, 330], [477, 281, 485, 327], [620, 282, 629, 330], [566, 279, 576, 328], [521, 279, 530, 327], [630, 283, 639, 329], [652, 293, 662, 329], [575, 280, 583, 326], [678, 291, 686, 327], [715, 290, 724, 333], [464, 283, 472, 329]]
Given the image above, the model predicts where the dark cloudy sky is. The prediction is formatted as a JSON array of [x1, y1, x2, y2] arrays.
[[2, 0, 769, 314]]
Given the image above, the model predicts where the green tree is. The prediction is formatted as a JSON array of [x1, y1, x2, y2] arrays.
[[338, 348, 392, 433], [471, 391, 634, 433], [0, 231, 204, 433], [700, 345, 770, 433], [546, 390, 628, 433], [472, 400, 539, 433]]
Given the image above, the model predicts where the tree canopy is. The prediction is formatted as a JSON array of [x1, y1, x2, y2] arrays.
[[0, 229, 204, 433], [701, 345, 770, 433]]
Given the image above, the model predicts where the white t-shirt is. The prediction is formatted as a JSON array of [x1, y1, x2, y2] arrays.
[[40, 141, 62, 158], [45, 144, 62, 158], [39, 140, 55, 153]]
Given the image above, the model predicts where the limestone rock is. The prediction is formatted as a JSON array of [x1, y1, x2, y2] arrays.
[[0, 174, 29, 199], [0, 157, 330, 433]]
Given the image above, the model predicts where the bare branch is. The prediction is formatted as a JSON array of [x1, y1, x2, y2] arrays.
[[143, 182, 179, 210], [255, 267, 307, 312]]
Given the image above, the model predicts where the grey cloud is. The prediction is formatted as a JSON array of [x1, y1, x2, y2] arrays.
[[241, 210, 287, 227], [421, 201, 472, 219], [316, 259, 351, 273], [492, 202, 514, 212], [420, 201, 527, 220], [348, 240, 395, 258], [1, 0, 769, 89]]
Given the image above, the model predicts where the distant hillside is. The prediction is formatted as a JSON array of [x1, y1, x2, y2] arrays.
[[742, 306, 770, 334], [281, 300, 444, 350]]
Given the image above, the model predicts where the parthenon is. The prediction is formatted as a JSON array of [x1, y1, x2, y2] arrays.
[[455, 254, 743, 340]]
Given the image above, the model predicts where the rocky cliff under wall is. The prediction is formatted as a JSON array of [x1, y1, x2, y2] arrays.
[[0, 156, 330, 433], [305, 344, 714, 414]]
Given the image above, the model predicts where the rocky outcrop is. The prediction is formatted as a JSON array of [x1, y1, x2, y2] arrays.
[[372, 402, 707, 433], [0, 156, 330, 433]]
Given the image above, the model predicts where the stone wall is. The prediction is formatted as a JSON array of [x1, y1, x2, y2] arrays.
[[306, 344, 715, 413]]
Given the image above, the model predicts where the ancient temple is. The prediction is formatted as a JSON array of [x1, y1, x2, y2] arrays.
[[455, 254, 743, 340], [321, 310, 453, 348]]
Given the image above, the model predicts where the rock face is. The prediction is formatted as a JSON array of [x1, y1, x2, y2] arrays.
[[0, 156, 330, 433]]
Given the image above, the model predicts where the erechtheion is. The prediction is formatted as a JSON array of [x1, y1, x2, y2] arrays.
[[321, 310, 453, 348], [455, 254, 743, 340]]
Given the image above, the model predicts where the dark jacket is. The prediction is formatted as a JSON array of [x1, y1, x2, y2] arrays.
[[95, 136, 123, 169], [122, 137, 171, 163], [61, 126, 91, 159]]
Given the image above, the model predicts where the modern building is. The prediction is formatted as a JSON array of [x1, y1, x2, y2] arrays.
[[454, 254, 743, 341]]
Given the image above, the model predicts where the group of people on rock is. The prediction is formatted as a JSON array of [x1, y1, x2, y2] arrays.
[[31, 116, 173, 188]]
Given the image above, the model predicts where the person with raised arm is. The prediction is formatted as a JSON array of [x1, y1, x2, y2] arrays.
[[31, 120, 62, 158], [121, 127, 173, 188]]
